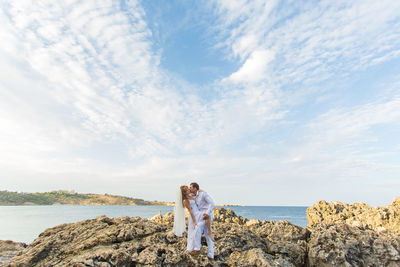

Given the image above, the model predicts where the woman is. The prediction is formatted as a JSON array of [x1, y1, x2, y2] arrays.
[[173, 185, 204, 253]]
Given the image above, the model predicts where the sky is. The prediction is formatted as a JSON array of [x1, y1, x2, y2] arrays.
[[1, 0, 400, 206]]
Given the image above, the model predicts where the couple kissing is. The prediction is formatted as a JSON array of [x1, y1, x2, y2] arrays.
[[173, 182, 215, 260]]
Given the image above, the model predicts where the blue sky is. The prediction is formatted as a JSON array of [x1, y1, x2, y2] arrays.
[[1, 0, 400, 206]]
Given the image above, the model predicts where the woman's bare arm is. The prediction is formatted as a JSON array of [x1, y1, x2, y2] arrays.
[[183, 199, 197, 227]]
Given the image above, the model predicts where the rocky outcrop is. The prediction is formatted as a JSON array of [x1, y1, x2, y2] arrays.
[[214, 208, 248, 225], [307, 197, 400, 233], [151, 211, 174, 227], [307, 222, 400, 267], [0, 241, 26, 265], [5, 209, 309, 266], [4, 199, 400, 267], [306, 197, 400, 266]]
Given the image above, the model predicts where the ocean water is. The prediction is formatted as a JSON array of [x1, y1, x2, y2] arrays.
[[0, 205, 307, 244]]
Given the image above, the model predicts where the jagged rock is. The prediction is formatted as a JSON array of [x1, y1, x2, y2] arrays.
[[5, 199, 400, 267], [214, 208, 248, 225], [307, 197, 400, 233], [151, 211, 175, 227], [212, 220, 309, 266], [5, 209, 309, 266], [252, 220, 310, 266], [5, 216, 170, 266], [307, 222, 400, 266], [227, 248, 294, 267], [307, 197, 400, 266], [0, 241, 26, 265]]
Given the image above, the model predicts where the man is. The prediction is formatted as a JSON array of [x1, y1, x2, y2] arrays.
[[189, 182, 215, 260]]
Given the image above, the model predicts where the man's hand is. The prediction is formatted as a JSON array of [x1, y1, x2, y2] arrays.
[[202, 213, 209, 220]]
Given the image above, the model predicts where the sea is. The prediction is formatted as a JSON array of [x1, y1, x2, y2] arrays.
[[0, 205, 308, 244]]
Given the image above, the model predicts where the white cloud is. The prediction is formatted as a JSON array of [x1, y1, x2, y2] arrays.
[[0, 1, 158, 163], [0, 0, 281, 169], [227, 49, 274, 83], [214, 0, 400, 87], [1, 0, 400, 206]]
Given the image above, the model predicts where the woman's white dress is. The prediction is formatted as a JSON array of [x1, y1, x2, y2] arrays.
[[187, 199, 204, 252]]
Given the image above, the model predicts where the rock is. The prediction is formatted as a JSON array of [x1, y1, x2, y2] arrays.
[[213, 208, 248, 225], [5, 216, 170, 267], [246, 219, 261, 227], [307, 222, 400, 266], [252, 220, 310, 266], [151, 212, 180, 227], [0, 240, 26, 265], [307, 197, 400, 233], [5, 199, 400, 266], [5, 208, 309, 266], [212, 219, 309, 266], [306, 197, 400, 266], [227, 248, 294, 267]]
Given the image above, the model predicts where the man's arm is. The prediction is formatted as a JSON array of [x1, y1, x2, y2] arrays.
[[203, 192, 214, 216]]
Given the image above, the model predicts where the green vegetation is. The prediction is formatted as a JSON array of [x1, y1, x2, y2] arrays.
[[0, 191, 54, 205], [0, 190, 173, 206]]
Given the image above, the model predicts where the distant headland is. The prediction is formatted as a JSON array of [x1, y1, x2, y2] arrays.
[[0, 190, 174, 206], [0, 190, 239, 206]]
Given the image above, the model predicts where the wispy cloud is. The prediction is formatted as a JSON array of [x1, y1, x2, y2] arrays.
[[0, 1, 281, 167], [213, 0, 400, 87], [0, 1, 157, 164], [227, 49, 275, 83], [1, 0, 400, 205]]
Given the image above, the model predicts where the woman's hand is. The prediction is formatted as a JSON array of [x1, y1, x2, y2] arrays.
[[193, 221, 197, 229]]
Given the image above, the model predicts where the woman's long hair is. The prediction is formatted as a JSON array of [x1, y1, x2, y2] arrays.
[[180, 185, 188, 202]]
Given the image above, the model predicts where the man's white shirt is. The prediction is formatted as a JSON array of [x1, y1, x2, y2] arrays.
[[195, 191, 214, 218]]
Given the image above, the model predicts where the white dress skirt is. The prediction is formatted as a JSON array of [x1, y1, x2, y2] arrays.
[[186, 199, 205, 252]]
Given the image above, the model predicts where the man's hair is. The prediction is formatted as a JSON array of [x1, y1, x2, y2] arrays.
[[190, 182, 199, 190]]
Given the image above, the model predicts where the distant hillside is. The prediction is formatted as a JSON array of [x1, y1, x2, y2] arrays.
[[0, 190, 173, 206]]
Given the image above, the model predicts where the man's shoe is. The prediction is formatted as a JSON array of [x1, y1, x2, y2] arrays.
[[188, 251, 200, 256], [207, 257, 214, 261]]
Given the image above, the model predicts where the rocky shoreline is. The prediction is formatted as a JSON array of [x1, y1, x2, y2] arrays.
[[1, 198, 400, 266]]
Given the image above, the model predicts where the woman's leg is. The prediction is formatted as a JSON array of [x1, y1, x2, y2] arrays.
[[205, 217, 214, 242]]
